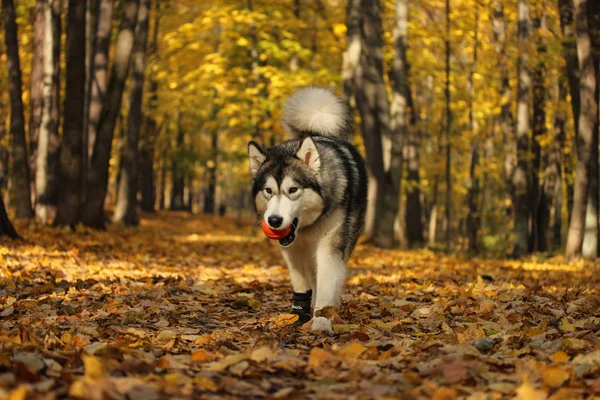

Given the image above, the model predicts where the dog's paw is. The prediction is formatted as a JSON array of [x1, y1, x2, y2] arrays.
[[310, 317, 333, 335]]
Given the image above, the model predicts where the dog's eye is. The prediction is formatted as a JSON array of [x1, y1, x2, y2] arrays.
[[265, 188, 272, 194], [289, 187, 298, 194]]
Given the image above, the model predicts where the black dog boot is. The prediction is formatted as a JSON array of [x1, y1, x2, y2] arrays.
[[291, 290, 312, 326]]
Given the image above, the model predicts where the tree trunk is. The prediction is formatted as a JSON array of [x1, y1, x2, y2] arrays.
[[341, 0, 360, 106], [404, 68, 424, 245], [466, 7, 480, 252], [139, 0, 160, 213], [170, 116, 185, 211], [345, 0, 391, 244], [558, 0, 581, 136], [114, 0, 150, 225], [86, 0, 114, 159], [159, 151, 166, 210], [531, 15, 548, 252], [513, 0, 531, 257], [581, 1, 600, 259], [377, 0, 408, 248], [0, 194, 19, 239], [558, 0, 579, 223], [565, 0, 598, 259], [204, 132, 218, 215], [540, 93, 565, 251], [35, 0, 59, 224], [81, 0, 99, 208], [139, 137, 155, 211], [54, 0, 86, 227], [29, 0, 45, 178], [443, 0, 452, 249], [493, 1, 516, 216], [2, 0, 34, 219], [82, 0, 140, 229]]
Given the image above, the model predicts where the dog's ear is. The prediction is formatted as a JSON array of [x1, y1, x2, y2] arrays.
[[296, 137, 320, 171], [248, 141, 266, 177]]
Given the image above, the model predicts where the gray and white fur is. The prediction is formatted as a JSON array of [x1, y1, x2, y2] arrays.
[[248, 87, 368, 334]]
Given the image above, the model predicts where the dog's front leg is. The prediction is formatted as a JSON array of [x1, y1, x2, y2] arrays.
[[312, 242, 346, 335], [282, 249, 315, 325]]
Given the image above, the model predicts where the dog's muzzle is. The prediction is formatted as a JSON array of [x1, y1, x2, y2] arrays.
[[279, 218, 298, 247]]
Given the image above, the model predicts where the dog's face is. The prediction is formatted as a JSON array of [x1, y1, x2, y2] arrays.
[[248, 139, 324, 242]]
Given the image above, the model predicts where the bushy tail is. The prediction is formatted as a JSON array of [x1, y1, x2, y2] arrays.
[[282, 87, 353, 141]]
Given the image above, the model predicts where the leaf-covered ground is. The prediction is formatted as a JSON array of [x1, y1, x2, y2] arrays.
[[1, 212, 600, 399]]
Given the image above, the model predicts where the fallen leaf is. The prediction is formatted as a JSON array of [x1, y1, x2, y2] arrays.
[[308, 348, 339, 369], [190, 349, 213, 363], [337, 342, 367, 360], [156, 330, 176, 341]]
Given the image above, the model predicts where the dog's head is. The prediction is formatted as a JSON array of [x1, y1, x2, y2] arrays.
[[248, 138, 324, 244]]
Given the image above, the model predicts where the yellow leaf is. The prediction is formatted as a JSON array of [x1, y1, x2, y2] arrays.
[[308, 347, 339, 369], [337, 342, 367, 360], [208, 354, 246, 372], [559, 317, 576, 333], [7, 386, 27, 400], [236, 37, 249, 47], [515, 377, 547, 400], [539, 366, 570, 389], [273, 313, 299, 327], [68, 380, 87, 399], [194, 376, 218, 392], [156, 330, 176, 341], [190, 349, 213, 363], [550, 351, 569, 363], [250, 347, 274, 363], [333, 23, 347, 37], [82, 354, 104, 380]]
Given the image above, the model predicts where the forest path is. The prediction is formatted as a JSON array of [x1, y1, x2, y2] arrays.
[[1, 212, 599, 399]]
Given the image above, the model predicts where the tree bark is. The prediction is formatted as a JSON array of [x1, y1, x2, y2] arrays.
[[35, 0, 59, 224], [377, 0, 408, 248], [565, 0, 598, 259], [2, 0, 34, 219], [558, 0, 579, 223], [86, 0, 114, 160], [444, 0, 451, 249], [82, 0, 140, 229], [581, 0, 600, 259], [513, 0, 531, 257], [54, 0, 86, 227], [114, 0, 150, 225], [139, 0, 160, 213], [466, 7, 480, 252], [531, 15, 547, 252], [0, 194, 19, 239], [203, 132, 218, 215], [558, 0, 581, 136], [345, 0, 391, 245], [341, 0, 361, 106], [159, 150, 166, 210], [493, 1, 516, 212], [29, 0, 45, 177], [170, 115, 185, 211]]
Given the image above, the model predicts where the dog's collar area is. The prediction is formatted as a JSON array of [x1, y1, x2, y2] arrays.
[[279, 218, 298, 247], [292, 289, 312, 326]]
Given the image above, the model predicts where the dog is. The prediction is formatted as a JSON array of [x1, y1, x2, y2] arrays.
[[248, 87, 368, 334]]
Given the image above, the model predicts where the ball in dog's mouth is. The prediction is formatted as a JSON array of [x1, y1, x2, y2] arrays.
[[261, 218, 298, 246], [278, 218, 298, 247]]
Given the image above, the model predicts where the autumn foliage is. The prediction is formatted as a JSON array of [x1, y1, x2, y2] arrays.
[[1, 213, 599, 398]]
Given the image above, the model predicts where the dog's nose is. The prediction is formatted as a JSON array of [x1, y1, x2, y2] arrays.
[[268, 215, 283, 228]]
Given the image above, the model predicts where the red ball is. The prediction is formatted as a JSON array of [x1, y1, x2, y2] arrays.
[[261, 220, 292, 240]]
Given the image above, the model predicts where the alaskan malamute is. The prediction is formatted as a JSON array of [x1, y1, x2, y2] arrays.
[[248, 87, 368, 334]]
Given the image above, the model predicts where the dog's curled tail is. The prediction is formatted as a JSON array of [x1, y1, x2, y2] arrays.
[[282, 87, 353, 141]]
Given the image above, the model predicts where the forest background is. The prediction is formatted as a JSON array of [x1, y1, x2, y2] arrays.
[[1, 0, 599, 260]]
